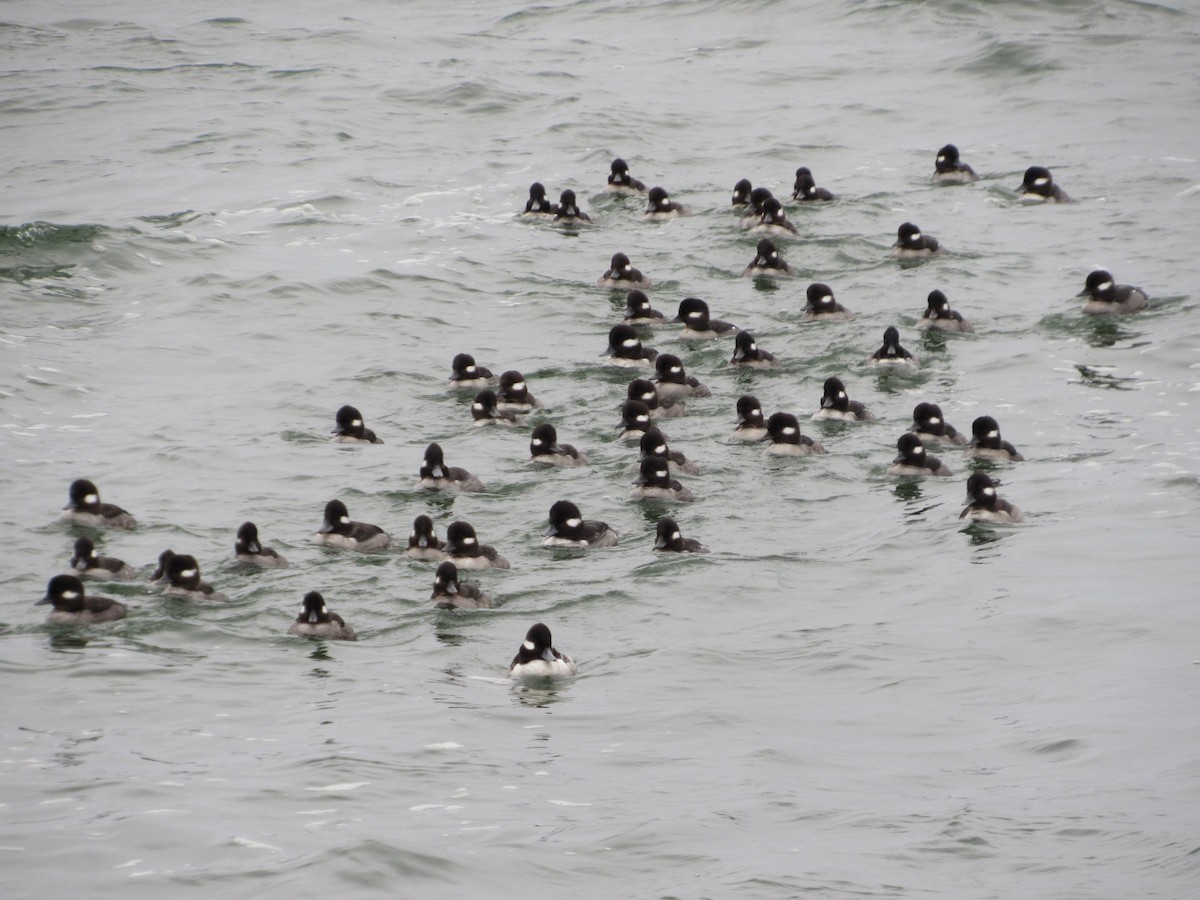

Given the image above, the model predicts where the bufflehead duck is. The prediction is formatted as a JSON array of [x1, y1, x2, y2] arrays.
[[605, 324, 658, 368], [932, 144, 978, 184], [598, 252, 652, 289], [630, 458, 694, 502], [68, 536, 135, 581], [730, 331, 777, 368], [917, 289, 974, 333], [751, 197, 798, 236], [522, 182, 557, 215], [509, 623, 577, 679], [542, 500, 619, 547], [331, 404, 383, 443], [1018, 166, 1071, 203], [606, 157, 646, 193], [792, 170, 835, 202], [628, 378, 684, 419], [741, 237, 796, 278], [887, 432, 952, 476], [164, 554, 229, 602], [553, 189, 592, 223], [731, 394, 768, 442], [653, 353, 711, 401], [497, 370, 542, 410], [813, 376, 874, 421], [761, 412, 826, 457], [653, 517, 708, 553], [313, 499, 393, 551], [892, 222, 943, 257], [673, 297, 738, 340], [444, 521, 510, 570], [406, 514, 446, 561], [739, 187, 774, 227], [640, 426, 700, 475], [418, 443, 486, 492], [618, 399, 656, 440], [529, 422, 589, 467], [866, 326, 919, 368], [910, 402, 967, 446], [965, 415, 1024, 461], [430, 561, 493, 610], [802, 283, 853, 321], [150, 548, 176, 585], [731, 178, 753, 207], [1077, 270, 1148, 315], [61, 478, 136, 530], [623, 289, 667, 325], [448, 353, 497, 389], [644, 186, 687, 220], [37, 574, 127, 625], [288, 591, 356, 640], [960, 472, 1023, 523], [472, 389, 524, 426], [234, 521, 289, 568]]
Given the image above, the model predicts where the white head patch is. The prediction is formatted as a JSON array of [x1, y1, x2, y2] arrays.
[[622, 338, 639, 348], [821, 294, 833, 305], [62, 589, 79, 600], [565, 517, 582, 529], [531, 437, 544, 447], [462, 536, 476, 545], [511, 381, 525, 391], [782, 426, 797, 436], [1098, 280, 1113, 292], [1034, 176, 1050, 187], [669, 365, 682, 374], [670, 531, 681, 542], [635, 414, 649, 424], [464, 365, 476, 374], [180, 568, 197, 579], [982, 486, 996, 497], [987, 430, 999, 439], [351, 418, 362, 428], [654, 443, 666, 454], [929, 416, 941, 425], [339, 515, 350, 524], [84, 493, 98, 505], [523, 639, 535, 650]]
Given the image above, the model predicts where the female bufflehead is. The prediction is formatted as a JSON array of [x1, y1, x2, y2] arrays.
[[529, 422, 589, 467], [644, 186, 687, 220], [418, 443, 486, 492], [887, 432, 952, 476], [630, 457, 694, 502], [553, 189, 592, 223], [37, 574, 127, 624], [866, 326, 919, 368], [917, 289, 974, 333], [605, 324, 658, 368], [932, 144, 978, 184], [598, 252, 652, 289], [448, 353, 497, 389], [965, 415, 1024, 461], [288, 591, 356, 640], [522, 182, 557, 215], [762, 412, 826, 457], [910, 402, 967, 446], [61, 479, 136, 530], [68, 536, 135, 581], [960, 472, 1023, 523], [444, 521, 510, 570], [1018, 166, 1071, 203], [606, 157, 647, 193], [1077, 270, 1148, 315], [640, 426, 700, 475], [618, 400, 657, 441], [623, 289, 667, 325], [739, 187, 774, 227], [802, 283, 853, 321], [509, 623, 577, 679], [731, 394, 768, 442], [542, 500, 619, 547], [234, 521, 289, 568], [430, 561, 493, 610], [741, 238, 796, 278], [673, 297, 738, 340], [813, 376, 874, 422], [653, 353, 711, 401], [653, 516, 707, 553], [471, 389, 523, 427], [792, 170, 835, 202], [331, 404, 383, 443], [164, 554, 229, 602], [313, 499, 393, 551], [497, 370, 542, 410], [731, 178, 753, 207], [751, 198, 798, 236], [892, 222, 943, 257], [628, 378, 684, 419], [406, 515, 446, 561], [730, 331, 777, 368], [150, 548, 176, 585]]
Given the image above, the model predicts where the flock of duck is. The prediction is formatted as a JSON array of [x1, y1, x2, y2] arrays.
[[39, 146, 1151, 681]]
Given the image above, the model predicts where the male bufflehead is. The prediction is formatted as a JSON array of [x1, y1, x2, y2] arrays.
[[431, 561, 493, 610], [604, 324, 658, 368], [1077, 270, 1148, 315], [234, 521, 289, 568], [624, 289, 667, 325], [287, 591, 356, 640], [530, 422, 589, 467], [61, 478, 136, 530], [418, 443, 486, 492], [542, 500, 619, 547], [471, 389, 524, 427], [37, 574, 127, 625], [331, 404, 383, 443], [932, 144, 978, 184], [1018, 166, 1071, 203], [497, 370, 542, 410], [741, 237, 796, 278], [164, 554, 229, 602], [598, 252, 652, 288], [802, 283, 853, 321], [731, 178, 753, 207], [813, 376, 874, 422], [867, 326, 919, 368], [68, 536, 135, 581], [606, 157, 647, 193], [673, 297, 738, 340], [644, 186, 687, 220], [653, 517, 707, 553], [406, 514, 446, 561], [917, 289, 974, 333], [892, 222, 943, 257], [522, 182, 557, 215], [965, 415, 1024, 461], [630, 457, 694, 502], [618, 400, 657, 440], [653, 353, 711, 401], [731, 394, 768, 442], [509, 623, 576, 679], [640, 426, 700, 475], [313, 499, 392, 551], [761, 412, 826, 456], [887, 432, 952, 476], [729, 331, 777, 368], [448, 353, 497, 389], [792, 170, 834, 202], [444, 521, 510, 570], [554, 189, 592, 223], [960, 472, 1023, 523], [628, 378, 684, 419], [751, 197, 798, 236]]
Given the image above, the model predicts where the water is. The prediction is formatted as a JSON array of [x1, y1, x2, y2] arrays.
[[3, 1, 1199, 897]]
